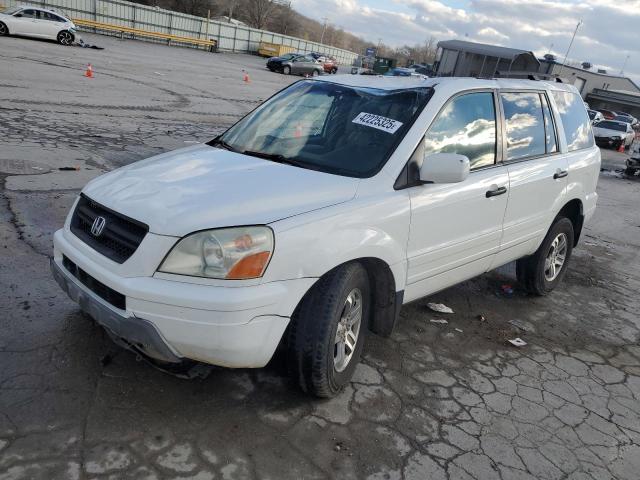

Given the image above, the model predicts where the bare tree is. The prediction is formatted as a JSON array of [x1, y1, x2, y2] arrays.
[[244, 0, 276, 29]]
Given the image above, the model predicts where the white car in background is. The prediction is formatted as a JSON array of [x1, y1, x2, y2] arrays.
[[592, 119, 635, 149], [587, 109, 604, 124], [0, 5, 76, 45]]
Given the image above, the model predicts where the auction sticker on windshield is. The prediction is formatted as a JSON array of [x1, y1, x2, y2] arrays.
[[352, 112, 403, 134]]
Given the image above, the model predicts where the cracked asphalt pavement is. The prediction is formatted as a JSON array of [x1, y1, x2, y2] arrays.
[[2, 33, 640, 480]]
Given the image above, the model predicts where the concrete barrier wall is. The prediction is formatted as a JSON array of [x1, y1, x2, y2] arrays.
[[3, 0, 359, 65]]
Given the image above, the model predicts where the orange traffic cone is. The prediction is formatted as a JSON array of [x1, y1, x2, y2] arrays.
[[618, 142, 625, 153], [84, 63, 93, 78], [242, 70, 250, 83]]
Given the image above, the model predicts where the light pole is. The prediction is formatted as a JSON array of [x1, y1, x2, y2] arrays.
[[320, 17, 328, 44], [620, 54, 630, 75], [558, 20, 582, 77]]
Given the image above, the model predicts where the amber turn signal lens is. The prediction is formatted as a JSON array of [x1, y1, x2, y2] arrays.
[[226, 251, 271, 279]]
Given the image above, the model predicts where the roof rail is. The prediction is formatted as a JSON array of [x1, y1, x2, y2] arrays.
[[496, 71, 564, 83]]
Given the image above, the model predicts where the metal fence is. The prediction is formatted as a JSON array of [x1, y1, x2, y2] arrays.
[[2, 0, 358, 65]]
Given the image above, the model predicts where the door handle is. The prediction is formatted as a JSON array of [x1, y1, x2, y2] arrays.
[[486, 186, 507, 198], [553, 170, 568, 179]]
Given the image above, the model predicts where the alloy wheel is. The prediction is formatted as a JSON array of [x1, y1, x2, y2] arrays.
[[544, 233, 568, 281], [334, 288, 362, 373]]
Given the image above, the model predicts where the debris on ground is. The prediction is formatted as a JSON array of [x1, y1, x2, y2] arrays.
[[501, 284, 514, 295], [476, 314, 487, 322], [427, 302, 454, 314], [76, 38, 105, 50], [430, 318, 448, 324], [507, 337, 527, 347], [58, 166, 80, 171], [508, 319, 535, 333], [455, 328, 463, 333]]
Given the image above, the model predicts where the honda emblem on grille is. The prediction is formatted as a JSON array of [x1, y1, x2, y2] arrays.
[[90, 216, 106, 237]]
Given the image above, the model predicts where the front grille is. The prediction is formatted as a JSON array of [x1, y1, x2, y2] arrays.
[[62, 255, 126, 310], [70, 194, 148, 264]]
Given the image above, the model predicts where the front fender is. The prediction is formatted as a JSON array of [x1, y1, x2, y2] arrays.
[[264, 190, 411, 292]]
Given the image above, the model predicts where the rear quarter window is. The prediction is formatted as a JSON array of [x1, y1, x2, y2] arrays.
[[551, 91, 594, 151]]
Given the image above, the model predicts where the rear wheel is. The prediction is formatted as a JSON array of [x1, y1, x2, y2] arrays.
[[331, 67, 338, 74], [287, 263, 370, 398], [625, 167, 637, 176], [282, 65, 291, 75], [57, 30, 74, 45], [517, 217, 574, 296], [0, 22, 8, 36], [311, 69, 320, 77]]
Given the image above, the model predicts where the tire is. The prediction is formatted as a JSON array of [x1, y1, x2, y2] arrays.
[[57, 30, 74, 45], [311, 69, 320, 77], [282, 65, 291, 75], [0, 22, 8, 36], [287, 262, 370, 398], [331, 67, 338, 74], [625, 167, 637, 176], [516, 217, 574, 296]]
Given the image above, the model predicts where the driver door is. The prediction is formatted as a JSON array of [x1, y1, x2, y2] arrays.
[[404, 90, 509, 302]]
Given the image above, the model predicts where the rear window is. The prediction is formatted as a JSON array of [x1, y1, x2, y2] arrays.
[[551, 91, 594, 151], [596, 121, 627, 132]]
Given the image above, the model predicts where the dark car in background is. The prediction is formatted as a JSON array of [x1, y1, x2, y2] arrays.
[[266, 53, 323, 76]]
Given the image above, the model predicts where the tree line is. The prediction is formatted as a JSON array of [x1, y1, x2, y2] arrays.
[[130, 0, 438, 65]]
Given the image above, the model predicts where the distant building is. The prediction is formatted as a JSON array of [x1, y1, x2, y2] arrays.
[[435, 40, 540, 78], [435, 39, 640, 115]]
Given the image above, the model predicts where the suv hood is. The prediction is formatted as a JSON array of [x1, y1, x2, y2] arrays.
[[82, 145, 359, 237]]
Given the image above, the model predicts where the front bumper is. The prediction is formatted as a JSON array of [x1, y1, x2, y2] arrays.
[[595, 136, 622, 148], [53, 228, 316, 368]]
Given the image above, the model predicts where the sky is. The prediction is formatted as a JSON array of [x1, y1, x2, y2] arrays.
[[292, 0, 640, 83]]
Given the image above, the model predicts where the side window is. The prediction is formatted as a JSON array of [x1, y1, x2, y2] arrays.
[[551, 91, 595, 151], [541, 93, 558, 153], [500, 92, 546, 160], [424, 92, 496, 170], [43, 12, 64, 22], [21, 9, 37, 18]]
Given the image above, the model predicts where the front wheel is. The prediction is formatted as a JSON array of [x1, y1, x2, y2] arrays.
[[0, 22, 8, 36], [311, 69, 320, 77], [282, 65, 291, 75], [57, 30, 74, 45], [331, 67, 338, 74], [287, 263, 370, 398], [517, 217, 574, 296]]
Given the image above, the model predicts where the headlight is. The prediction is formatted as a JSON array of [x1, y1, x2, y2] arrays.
[[159, 226, 274, 280]]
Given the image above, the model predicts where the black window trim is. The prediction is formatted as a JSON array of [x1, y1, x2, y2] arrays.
[[498, 88, 563, 165]]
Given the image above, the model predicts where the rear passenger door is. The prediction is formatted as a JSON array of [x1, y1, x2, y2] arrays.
[[494, 90, 568, 266]]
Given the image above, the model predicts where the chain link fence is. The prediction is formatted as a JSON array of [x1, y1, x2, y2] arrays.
[[2, 0, 358, 65]]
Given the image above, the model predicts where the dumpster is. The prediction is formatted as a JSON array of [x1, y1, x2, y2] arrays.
[[258, 42, 296, 58]]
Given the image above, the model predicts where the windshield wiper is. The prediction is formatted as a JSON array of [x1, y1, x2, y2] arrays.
[[209, 137, 238, 152], [243, 150, 308, 168]]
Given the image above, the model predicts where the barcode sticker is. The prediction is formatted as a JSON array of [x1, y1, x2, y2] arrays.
[[352, 112, 403, 134]]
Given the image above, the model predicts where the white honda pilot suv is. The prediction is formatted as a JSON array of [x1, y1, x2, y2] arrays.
[[52, 76, 600, 397]]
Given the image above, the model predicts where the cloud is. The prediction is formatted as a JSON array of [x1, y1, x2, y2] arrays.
[[292, 0, 640, 83]]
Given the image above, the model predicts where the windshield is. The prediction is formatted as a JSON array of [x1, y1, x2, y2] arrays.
[[5, 6, 22, 14], [596, 121, 626, 132], [213, 80, 432, 177]]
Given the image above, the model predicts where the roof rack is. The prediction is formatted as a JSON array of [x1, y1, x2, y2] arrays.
[[495, 71, 564, 83]]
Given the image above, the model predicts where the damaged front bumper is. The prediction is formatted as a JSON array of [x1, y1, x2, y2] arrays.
[[51, 257, 183, 364]]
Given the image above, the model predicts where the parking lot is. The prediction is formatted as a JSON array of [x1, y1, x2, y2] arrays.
[[1, 33, 640, 480]]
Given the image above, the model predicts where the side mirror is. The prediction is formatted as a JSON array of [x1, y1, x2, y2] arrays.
[[420, 153, 470, 184]]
